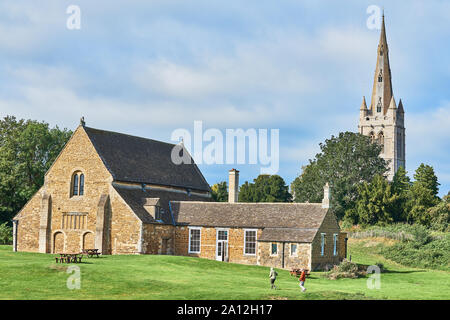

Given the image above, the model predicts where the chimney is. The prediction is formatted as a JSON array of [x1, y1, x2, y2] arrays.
[[228, 169, 239, 203], [322, 183, 331, 209]]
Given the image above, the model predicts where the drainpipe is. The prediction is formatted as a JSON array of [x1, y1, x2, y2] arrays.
[[281, 242, 285, 269], [12, 220, 18, 252]]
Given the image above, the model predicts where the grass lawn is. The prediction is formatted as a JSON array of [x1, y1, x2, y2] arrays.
[[0, 239, 449, 300]]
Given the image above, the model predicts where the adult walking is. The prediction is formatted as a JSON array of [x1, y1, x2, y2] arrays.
[[269, 267, 278, 289]]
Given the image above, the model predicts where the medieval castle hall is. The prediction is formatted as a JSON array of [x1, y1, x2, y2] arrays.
[[358, 15, 406, 180]]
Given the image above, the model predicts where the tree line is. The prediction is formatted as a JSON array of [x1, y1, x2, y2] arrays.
[[212, 132, 448, 231], [0, 116, 447, 232]]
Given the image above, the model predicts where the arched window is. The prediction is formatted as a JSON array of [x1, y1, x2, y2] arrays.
[[71, 171, 85, 197], [378, 132, 384, 153], [369, 132, 376, 144], [378, 69, 383, 82], [377, 97, 382, 113]]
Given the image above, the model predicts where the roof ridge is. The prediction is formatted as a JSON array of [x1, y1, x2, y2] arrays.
[[171, 201, 323, 205], [84, 126, 178, 147]]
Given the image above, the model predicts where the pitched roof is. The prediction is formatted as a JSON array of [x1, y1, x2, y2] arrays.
[[83, 126, 210, 192], [113, 185, 211, 225], [170, 201, 329, 242], [259, 227, 319, 243]]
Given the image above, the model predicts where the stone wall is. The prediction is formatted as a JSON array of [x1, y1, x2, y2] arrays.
[[310, 210, 341, 270], [174, 226, 261, 265], [142, 224, 175, 254], [14, 126, 143, 255], [257, 242, 311, 270]]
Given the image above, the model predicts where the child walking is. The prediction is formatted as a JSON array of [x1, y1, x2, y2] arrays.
[[299, 269, 307, 292], [269, 267, 278, 289]]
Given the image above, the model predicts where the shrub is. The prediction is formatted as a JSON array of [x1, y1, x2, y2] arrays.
[[0, 223, 13, 245], [380, 234, 450, 271], [374, 262, 385, 273], [325, 260, 366, 280]]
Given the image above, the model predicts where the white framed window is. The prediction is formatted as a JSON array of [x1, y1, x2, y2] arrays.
[[188, 227, 201, 254], [333, 233, 338, 256], [244, 229, 257, 255], [270, 243, 278, 256], [320, 233, 326, 256], [290, 243, 298, 256]]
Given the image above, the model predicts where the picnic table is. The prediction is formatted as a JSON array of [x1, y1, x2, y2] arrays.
[[55, 253, 83, 263], [82, 248, 101, 258], [290, 268, 310, 277]]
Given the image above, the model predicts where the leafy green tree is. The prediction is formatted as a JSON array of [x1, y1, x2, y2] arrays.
[[211, 181, 228, 202], [414, 164, 440, 197], [291, 132, 388, 220], [239, 174, 292, 203], [345, 174, 399, 226], [0, 222, 13, 244], [405, 164, 441, 226], [406, 183, 439, 226], [429, 195, 450, 232], [0, 116, 72, 225], [391, 166, 411, 222]]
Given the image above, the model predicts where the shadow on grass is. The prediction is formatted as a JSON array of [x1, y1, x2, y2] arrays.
[[382, 269, 426, 274]]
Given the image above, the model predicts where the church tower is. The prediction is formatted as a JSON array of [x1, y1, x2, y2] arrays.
[[358, 14, 405, 180]]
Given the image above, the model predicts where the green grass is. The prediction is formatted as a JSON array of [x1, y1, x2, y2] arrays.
[[0, 241, 449, 300]]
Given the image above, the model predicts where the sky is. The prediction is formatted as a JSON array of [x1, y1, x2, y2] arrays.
[[0, 0, 449, 196]]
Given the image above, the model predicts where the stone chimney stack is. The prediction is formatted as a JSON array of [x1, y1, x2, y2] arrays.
[[322, 183, 331, 209], [228, 169, 239, 203]]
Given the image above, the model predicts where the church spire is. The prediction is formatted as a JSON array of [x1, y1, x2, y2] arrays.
[[369, 13, 393, 115]]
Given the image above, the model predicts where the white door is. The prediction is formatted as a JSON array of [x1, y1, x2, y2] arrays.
[[216, 230, 229, 261]]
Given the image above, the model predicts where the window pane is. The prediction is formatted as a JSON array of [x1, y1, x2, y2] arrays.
[[291, 244, 297, 255], [73, 174, 79, 196], [271, 243, 277, 255], [189, 229, 200, 253], [244, 230, 256, 255], [79, 174, 84, 195], [218, 230, 228, 241]]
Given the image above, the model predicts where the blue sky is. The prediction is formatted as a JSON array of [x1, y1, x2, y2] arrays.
[[0, 1, 449, 196]]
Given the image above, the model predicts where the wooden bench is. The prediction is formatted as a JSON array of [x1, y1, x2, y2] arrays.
[[290, 268, 310, 277], [82, 249, 101, 258], [55, 253, 82, 263]]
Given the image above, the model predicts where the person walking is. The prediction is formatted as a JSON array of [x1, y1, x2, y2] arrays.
[[299, 269, 307, 292], [269, 267, 278, 289]]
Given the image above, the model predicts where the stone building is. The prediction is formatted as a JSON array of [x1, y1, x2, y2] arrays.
[[13, 123, 346, 270], [358, 15, 405, 180]]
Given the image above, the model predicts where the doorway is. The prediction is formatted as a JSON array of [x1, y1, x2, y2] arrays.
[[216, 229, 229, 261]]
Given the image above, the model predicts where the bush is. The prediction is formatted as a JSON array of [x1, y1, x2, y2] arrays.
[[0, 223, 13, 245], [374, 262, 385, 273], [325, 260, 366, 280], [380, 234, 450, 271]]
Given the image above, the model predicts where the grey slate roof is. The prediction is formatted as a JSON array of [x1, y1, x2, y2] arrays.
[[84, 126, 210, 192], [259, 228, 319, 243], [170, 201, 329, 242], [113, 185, 211, 225]]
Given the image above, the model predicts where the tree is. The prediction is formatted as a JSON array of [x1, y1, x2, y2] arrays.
[[405, 164, 441, 226], [211, 181, 228, 202], [239, 174, 292, 203], [0, 116, 72, 225], [345, 174, 399, 226], [391, 166, 411, 222], [429, 195, 450, 232], [413, 163, 440, 197], [406, 183, 439, 226], [291, 132, 388, 220]]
